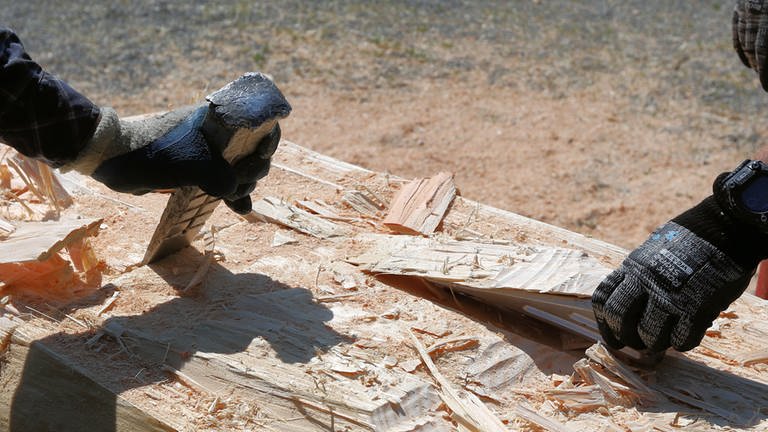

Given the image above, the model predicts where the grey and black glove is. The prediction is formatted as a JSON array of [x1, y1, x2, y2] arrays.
[[733, 0, 768, 90], [63, 73, 290, 215], [592, 189, 768, 352]]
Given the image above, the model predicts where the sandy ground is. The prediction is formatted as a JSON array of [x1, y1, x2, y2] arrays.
[[3, 3, 768, 429], [3, 0, 768, 248]]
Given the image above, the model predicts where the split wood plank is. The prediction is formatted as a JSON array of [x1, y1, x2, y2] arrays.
[[383, 172, 456, 235], [349, 234, 611, 297]]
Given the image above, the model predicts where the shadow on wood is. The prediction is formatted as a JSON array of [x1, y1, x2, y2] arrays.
[[6, 248, 348, 431]]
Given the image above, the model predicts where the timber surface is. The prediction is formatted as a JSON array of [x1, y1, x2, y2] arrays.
[[0, 141, 767, 431]]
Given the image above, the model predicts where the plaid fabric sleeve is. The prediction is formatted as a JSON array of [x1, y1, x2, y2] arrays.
[[0, 27, 100, 167]]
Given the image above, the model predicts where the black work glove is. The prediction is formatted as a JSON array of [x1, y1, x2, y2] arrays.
[[592, 194, 768, 352], [65, 73, 290, 215], [90, 107, 281, 214], [733, 0, 768, 91]]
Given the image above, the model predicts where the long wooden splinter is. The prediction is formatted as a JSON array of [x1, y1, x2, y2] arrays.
[[142, 73, 291, 264]]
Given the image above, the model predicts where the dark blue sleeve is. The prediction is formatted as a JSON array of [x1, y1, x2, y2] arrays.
[[0, 27, 100, 167]]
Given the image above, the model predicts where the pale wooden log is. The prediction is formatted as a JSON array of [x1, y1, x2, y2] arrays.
[[2, 138, 767, 432], [383, 172, 456, 235]]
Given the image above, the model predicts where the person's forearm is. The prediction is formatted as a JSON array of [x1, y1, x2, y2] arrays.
[[0, 27, 100, 167]]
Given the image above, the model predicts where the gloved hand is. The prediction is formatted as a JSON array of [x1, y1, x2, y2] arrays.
[[62, 74, 290, 215], [733, 0, 768, 90], [592, 193, 768, 352]]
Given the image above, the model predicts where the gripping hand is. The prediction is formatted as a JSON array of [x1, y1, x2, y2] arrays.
[[593, 191, 768, 352]]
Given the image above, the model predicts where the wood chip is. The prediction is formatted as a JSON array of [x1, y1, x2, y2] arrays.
[[252, 196, 348, 238], [271, 230, 299, 247], [0, 218, 101, 264], [96, 291, 120, 316], [297, 199, 357, 222], [183, 229, 217, 292], [546, 386, 606, 413], [342, 186, 387, 217], [0, 217, 14, 239], [426, 336, 480, 358], [0, 218, 103, 300], [8, 153, 73, 210], [383, 172, 456, 235], [512, 404, 576, 432]]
